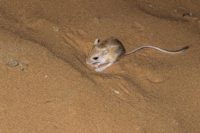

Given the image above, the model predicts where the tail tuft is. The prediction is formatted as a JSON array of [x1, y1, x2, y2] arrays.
[[181, 46, 189, 51]]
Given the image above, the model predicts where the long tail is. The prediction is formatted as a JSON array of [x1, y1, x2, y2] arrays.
[[125, 45, 189, 55]]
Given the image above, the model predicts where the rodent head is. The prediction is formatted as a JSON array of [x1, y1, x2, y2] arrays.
[[86, 38, 109, 67]]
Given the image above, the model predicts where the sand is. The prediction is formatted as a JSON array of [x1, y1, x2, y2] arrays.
[[0, 0, 200, 132]]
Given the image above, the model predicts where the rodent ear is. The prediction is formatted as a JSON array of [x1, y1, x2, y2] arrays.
[[94, 38, 100, 45], [103, 50, 109, 55]]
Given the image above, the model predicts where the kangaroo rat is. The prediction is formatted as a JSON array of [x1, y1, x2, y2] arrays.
[[86, 37, 189, 72]]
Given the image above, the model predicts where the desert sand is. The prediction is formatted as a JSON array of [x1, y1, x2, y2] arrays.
[[0, 0, 200, 132]]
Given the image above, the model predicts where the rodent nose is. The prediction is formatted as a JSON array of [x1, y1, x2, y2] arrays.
[[93, 57, 99, 60]]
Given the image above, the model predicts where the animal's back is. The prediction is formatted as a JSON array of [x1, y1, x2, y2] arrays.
[[99, 38, 126, 55]]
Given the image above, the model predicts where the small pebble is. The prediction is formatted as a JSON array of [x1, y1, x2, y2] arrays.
[[148, 4, 153, 8], [52, 26, 59, 32], [6, 59, 19, 67], [114, 90, 120, 94], [19, 63, 28, 71]]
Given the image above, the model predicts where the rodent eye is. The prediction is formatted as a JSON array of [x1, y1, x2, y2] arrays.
[[93, 57, 99, 60]]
